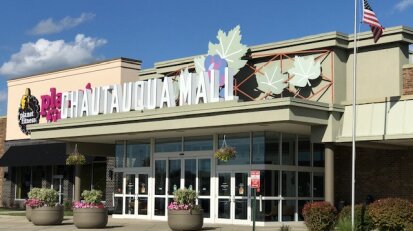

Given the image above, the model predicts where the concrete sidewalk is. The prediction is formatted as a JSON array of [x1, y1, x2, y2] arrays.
[[0, 215, 308, 231]]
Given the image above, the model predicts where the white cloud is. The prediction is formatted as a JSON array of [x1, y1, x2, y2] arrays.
[[0, 90, 6, 102], [395, 0, 413, 11], [0, 34, 107, 78], [29, 13, 95, 35]]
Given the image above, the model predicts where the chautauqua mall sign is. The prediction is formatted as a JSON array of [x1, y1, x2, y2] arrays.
[[18, 25, 323, 134]]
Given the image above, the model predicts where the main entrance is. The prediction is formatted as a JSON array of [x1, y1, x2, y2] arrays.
[[216, 171, 250, 224], [153, 154, 212, 221]]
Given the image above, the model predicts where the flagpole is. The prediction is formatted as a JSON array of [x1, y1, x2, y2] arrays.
[[351, 0, 358, 229]]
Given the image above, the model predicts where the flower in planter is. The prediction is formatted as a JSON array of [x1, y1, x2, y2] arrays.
[[73, 189, 105, 209], [167, 188, 200, 211], [214, 146, 237, 162], [25, 198, 43, 208], [25, 187, 59, 208], [66, 144, 86, 165]]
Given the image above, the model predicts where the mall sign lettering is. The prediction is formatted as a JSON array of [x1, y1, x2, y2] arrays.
[[56, 68, 237, 119]]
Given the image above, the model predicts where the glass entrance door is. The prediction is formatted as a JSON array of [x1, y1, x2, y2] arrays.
[[153, 157, 212, 220], [136, 174, 149, 217], [113, 172, 150, 218], [216, 171, 250, 224], [52, 175, 63, 204]]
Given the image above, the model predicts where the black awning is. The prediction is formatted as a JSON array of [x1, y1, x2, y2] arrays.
[[0, 143, 67, 167]]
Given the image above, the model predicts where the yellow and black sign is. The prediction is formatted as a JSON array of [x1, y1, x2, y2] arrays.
[[18, 88, 40, 135]]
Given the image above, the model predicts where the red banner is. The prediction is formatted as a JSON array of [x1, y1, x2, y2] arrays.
[[250, 170, 260, 189]]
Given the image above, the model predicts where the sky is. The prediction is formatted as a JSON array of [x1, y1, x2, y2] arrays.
[[0, 0, 413, 116]]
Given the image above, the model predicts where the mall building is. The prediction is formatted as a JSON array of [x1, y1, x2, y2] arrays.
[[1, 25, 413, 225]]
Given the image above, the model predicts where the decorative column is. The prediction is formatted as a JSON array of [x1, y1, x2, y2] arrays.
[[74, 165, 81, 202], [67, 144, 85, 202], [324, 143, 334, 205]]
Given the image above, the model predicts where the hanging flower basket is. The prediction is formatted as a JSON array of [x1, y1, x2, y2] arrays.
[[66, 144, 86, 165], [214, 135, 237, 162], [214, 146, 237, 162]]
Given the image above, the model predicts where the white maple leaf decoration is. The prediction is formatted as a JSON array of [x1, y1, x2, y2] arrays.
[[256, 63, 288, 95], [194, 56, 205, 75], [288, 55, 321, 87], [208, 25, 248, 71]]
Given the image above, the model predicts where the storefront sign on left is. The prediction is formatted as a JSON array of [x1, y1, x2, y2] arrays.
[[18, 88, 40, 135]]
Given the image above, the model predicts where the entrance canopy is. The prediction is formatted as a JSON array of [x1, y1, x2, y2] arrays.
[[0, 143, 67, 166], [28, 98, 342, 144]]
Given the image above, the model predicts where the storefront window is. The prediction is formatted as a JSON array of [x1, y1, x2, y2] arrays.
[[313, 143, 325, 167], [282, 134, 296, 165], [298, 200, 310, 221], [218, 133, 250, 165], [155, 160, 166, 195], [298, 137, 311, 166], [92, 162, 106, 199], [184, 159, 196, 190], [31, 166, 43, 188], [126, 140, 150, 167], [155, 138, 182, 152], [253, 199, 279, 221], [257, 170, 279, 197], [198, 159, 211, 196], [313, 172, 324, 197], [199, 199, 210, 218], [282, 200, 296, 221], [114, 172, 123, 194], [168, 160, 181, 195], [252, 132, 280, 164], [282, 171, 296, 197], [154, 198, 166, 216], [298, 172, 311, 197], [15, 167, 31, 199], [115, 142, 125, 168], [184, 136, 213, 151]]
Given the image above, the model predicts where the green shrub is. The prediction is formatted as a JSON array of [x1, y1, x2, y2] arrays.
[[81, 189, 103, 204], [63, 200, 72, 211], [336, 217, 352, 231], [404, 223, 413, 231], [28, 187, 42, 199], [35, 188, 59, 207], [339, 204, 372, 231], [302, 201, 337, 231], [367, 198, 413, 231]]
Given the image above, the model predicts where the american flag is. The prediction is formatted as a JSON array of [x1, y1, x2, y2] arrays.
[[362, 0, 384, 43]]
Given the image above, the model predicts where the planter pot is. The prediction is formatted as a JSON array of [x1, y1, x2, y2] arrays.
[[73, 208, 108, 229], [25, 205, 32, 221], [31, 205, 64, 226], [168, 209, 203, 231]]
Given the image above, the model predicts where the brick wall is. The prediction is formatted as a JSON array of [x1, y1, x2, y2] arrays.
[[402, 64, 413, 95], [335, 145, 413, 206], [0, 117, 6, 207]]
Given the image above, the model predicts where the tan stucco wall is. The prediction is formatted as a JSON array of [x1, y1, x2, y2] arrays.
[[6, 58, 140, 141], [345, 44, 410, 102]]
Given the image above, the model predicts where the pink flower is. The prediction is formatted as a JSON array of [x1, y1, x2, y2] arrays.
[[73, 201, 104, 209], [167, 201, 193, 210], [25, 199, 43, 208]]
